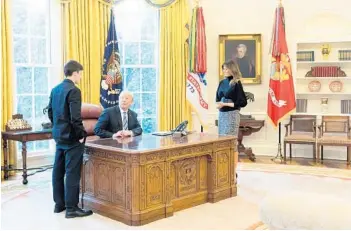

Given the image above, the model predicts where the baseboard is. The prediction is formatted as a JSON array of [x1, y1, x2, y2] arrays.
[[17, 154, 55, 167]]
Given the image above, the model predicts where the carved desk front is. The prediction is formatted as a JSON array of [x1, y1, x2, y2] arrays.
[[81, 133, 238, 226]]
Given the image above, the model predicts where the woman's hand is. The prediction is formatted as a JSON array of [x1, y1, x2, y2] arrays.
[[216, 102, 235, 109], [216, 102, 224, 109]]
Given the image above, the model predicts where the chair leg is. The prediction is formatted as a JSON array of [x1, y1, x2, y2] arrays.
[[317, 144, 320, 164], [321, 146, 324, 161], [284, 142, 287, 163], [289, 144, 292, 159], [347, 146, 350, 165]]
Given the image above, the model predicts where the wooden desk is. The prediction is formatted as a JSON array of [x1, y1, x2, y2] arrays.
[[1, 129, 52, 184], [81, 133, 237, 226]]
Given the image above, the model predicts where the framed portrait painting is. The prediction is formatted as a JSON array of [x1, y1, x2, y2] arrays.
[[219, 34, 262, 84]]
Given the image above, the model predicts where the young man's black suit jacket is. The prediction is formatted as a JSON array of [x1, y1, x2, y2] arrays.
[[94, 106, 142, 138], [48, 79, 87, 144]]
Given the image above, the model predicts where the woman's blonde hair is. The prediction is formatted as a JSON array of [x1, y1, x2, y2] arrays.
[[222, 60, 242, 85]]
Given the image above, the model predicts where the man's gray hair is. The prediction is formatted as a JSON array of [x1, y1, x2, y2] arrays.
[[119, 90, 134, 100], [237, 44, 247, 52]]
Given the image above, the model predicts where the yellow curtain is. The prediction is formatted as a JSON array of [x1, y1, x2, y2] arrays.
[[60, 0, 111, 104], [159, 0, 193, 131], [1, 0, 17, 179]]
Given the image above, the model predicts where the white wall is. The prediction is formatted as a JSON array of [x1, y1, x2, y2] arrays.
[[191, 0, 351, 160]]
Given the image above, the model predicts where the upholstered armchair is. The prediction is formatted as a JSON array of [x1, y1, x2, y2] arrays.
[[43, 103, 102, 141], [81, 103, 103, 141], [317, 116, 351, 165], [283, 115, 317, 162]]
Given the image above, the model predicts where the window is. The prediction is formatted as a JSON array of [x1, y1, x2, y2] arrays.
[[114, 0, 159, 133], [12, 0, 61, 156]]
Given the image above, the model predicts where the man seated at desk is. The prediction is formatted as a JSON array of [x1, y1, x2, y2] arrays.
[[94, 91, 143, 138]]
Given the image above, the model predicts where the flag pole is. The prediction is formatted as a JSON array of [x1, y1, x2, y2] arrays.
[[198, 0, 203, 134], [271, 0, 284, 163], [271, 122, 284, 162], [194, 0, 203, 133]]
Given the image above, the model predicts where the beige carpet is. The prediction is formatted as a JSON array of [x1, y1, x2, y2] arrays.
[[2, 163, 351, 230], [246, 221, 268, 230]]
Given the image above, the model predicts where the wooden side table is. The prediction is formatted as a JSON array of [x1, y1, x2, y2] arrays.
[[1, 129, 52, 184], [215, 118, 265, 161], [239, 119, 265, 161]]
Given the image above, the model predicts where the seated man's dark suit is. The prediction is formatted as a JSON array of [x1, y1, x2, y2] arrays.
[[94, 106, 142, 138]]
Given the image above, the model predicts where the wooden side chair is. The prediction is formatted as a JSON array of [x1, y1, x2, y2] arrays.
[[317, 116, 351, 165], [284, 115, 317, 162]]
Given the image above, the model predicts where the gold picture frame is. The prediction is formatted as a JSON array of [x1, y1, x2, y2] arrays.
[[219, 34, 262, 84]]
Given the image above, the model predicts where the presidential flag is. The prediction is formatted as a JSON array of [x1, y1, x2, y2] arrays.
[[267, 2, 296, 127], [100, 10, 123, 108]]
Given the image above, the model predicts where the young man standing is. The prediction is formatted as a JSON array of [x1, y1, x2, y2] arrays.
[[48, 60, 93, 218]]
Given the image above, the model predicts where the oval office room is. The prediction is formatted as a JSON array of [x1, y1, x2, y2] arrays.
[[2, 0, 351, 230]]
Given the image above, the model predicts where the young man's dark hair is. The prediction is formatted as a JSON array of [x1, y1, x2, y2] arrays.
[[64, 60, 84, 77], [47, 59, 92, 218]]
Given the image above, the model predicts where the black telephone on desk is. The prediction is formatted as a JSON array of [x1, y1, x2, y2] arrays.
[[171, 120, 188, 132], [152, 120, 188, 136]]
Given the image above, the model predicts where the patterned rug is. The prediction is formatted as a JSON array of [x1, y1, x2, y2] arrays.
[[241, 163, 351, 230], [2, 163, 351, 230], [1, 171, 52, 205], [3, 163, 350, 200]]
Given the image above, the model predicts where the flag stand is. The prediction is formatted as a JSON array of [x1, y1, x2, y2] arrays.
[[271, 122, 284, 163], [268, 0, 294, 164]]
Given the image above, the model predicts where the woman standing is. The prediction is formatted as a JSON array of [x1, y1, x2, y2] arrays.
[[216, 60, 247, 136], [216, 60, 247, 180]]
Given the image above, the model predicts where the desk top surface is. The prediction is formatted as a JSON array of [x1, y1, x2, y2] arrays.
[[2, 129, 52, 136], [86, 133, 235, 153]]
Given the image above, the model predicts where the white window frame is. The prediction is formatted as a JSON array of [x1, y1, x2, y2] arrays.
[[113, 0, 159, 133], [11, 0, 62, 158]]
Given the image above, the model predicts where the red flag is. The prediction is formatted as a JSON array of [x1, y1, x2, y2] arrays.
[[267, 4, 296, 127], [195, 7, 207, 74]]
